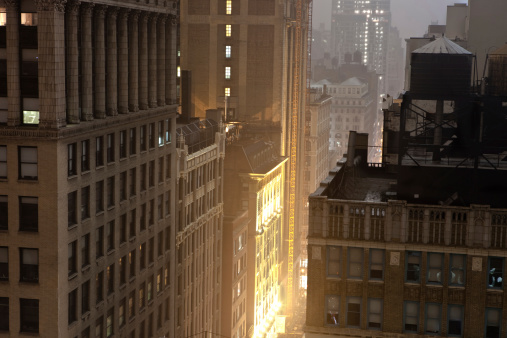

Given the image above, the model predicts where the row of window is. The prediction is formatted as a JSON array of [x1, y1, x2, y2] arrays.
[[0, 195, 37, 231], [0, 247, 38, 283], [0, 298, 38, 333], [327, 247, 468, 286], [68, 121, 172, 177], [0, 146, 38, 180], [68, 225, 171, 279]]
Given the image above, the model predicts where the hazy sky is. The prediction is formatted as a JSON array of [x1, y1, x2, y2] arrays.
[[313, 0, 468, 39]]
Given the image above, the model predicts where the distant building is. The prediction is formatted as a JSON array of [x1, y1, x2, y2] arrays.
[[386, 26, 404, 96]]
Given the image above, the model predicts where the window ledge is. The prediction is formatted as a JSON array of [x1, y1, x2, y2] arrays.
[[107, 249, 115, 256], [81, 170, 90, 175], [81, 311, 91, 320], [81, 264, 91, 273], [107, 206, 115, 211], [68, 224, 78, 231], [68, 272, 78, 281], [129, 236, 136, 242], [17, 179, 39, 183], [120, 157, 127, 161], [67, 174, 78, 180], [96, 211, 105, 217], [95, 165, 105, 170], [95, 300, 104, 308]]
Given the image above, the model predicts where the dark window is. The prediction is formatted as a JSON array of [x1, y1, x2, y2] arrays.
[[0, 297, 8, 331], [149, 123, 155, 148], [20, 298, 39, 333], [120, 213, 127, 244], [369, 249, 384, 280], [19, 146, 37, 180], [106, 221, 115, 252], [448, 305, 463, 336], [96, 316, 103, 338], [140, 243, 146, 270], [68, 288, 77, 325], [19, 197, 38, 231], [130, 209, 136, 238], [140, 125, 146, 151], [129, 168, 136, 197], [149, 199, 154, 226], [149, 160, 154, 187], [107, 264, 114, 295], [107, 133, 115, 163], [165, 154, 171, 180], [81, 234, 90, 268], [158, 195, 163, 220], [486, 308, 501, 338], [81, 186, 90, 220], [157, 232, 163, 257], [165, 191, 170, 217], [68, 191, 77, 227], [129, 128, 136, 155], [20, 248, 38, 282], [119, 130, 127, 159], [158, 157, 164, 183], [107, 176, 115, 208], [96, 181, 104, 214], [67, 143, 77, 176], [148, 237, 154, 265], [128, 290, 135, 319], [489, 257, 504, 288], [96, 271, 104, 304], [404, 301, 419, 332], [68, 241, 77, 276], [119, 256, 126, 286], [406, 251, 421, 283], [81, 140, 90, 172], [96, 136, 104, 167], [120, 171, 127, 201], [139, 282, 145, 309], [140, 164, 146, 191], [347, 297, 361, 327], [0, 196, 6, 230], [0, 247, 8, 281], [140, 203, 146, 231], [129, 250, 136, 278], [0, 146, 6, 179], [82, 280, 90, 314], [82, 326, 90, 338], [96, 226, 104, 259], [119, 298, 126, 327]]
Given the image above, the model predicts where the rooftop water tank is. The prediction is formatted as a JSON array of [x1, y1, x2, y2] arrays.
[[410, 37, 473, 100]]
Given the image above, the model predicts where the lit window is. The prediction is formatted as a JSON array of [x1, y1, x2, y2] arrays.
[[325, 295, 339, 326], [225, 88, 231, 97], [20, 13, 37, 26], [177, 66, 180, 78], [226, 46, 231, 58], [404, 301, 419, 333], [226, 24, 231, 37], [225, 67, 231, 79], [226, 0, 232, 14], [22, 111, 39, 125]]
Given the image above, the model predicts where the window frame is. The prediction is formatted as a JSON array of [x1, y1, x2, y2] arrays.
[[485, 307, 501, 338], [403, 301, 419, 333], [346, 296, 361, 328], [19, 196, 38, 232], [327, 246, 341, 277], [18, 146, 37, 180], [488, 256, 504, 289], [81, 139, 90, 172], [448, 304, 464, 337], [369, 249, 384, 280], [450, 254, 466, 286], [367, 298, 383, 330], [348, 247, 363, 279], [427, 252, 444, 285], [405, 251, 421, 283], [0, 145, 6, 179], [20, 298, 39, 333], [19, 248, 38, 283], [96, 136, 104, 167], [0, 247, 8, 281], [425, 302, 441, 335]]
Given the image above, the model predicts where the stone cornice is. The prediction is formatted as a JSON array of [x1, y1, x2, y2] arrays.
[[94, 4, 107, 17], [80, 2, 94, 15], [66, 0, 80, 14], [34, 0, 67, 12], [4, 0, 18, 10]]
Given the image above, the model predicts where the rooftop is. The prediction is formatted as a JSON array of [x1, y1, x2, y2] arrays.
[[412, 37, 472, 55]]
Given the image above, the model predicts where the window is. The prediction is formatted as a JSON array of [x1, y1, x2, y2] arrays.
[[81, 140, 90, 172], [369, 249, 384, 280], [225, 87, 231, 97], [348, 247, 363, 279], [166, 154, 171, 180], [140, 203, 146, 231], [20, 298, 38, 333], [0, 146, 6, 178], [0, 247, 7, 280], [225, 45, 231, 58], [96, 181, 104, 214], [149, 237, 154, 264], [67, 143, 77, 176], [120, 214, 127, 244], [139, 282, 145, 309], [130, 209, 137, 238], [147, 276, 153, 302], [226, 0, 231, 14], [450, 254, 465, 286], [225, 67, 231, 79], [68, 191, 77, 227], [68, 241, 77, 276], [225, 24, 231, 37], [129, 250, 136, 278], [489, 257, 504, 288], [141, 164, 147, 191], [427, 253, 443, 284], [81, 186, 90, 220], [119, 130, 127, 159], [82, 280, 90, 314], [120, 171, 127, 201], [425, 303, 441, 334], [486, 308, 501, 338], [0, 196, 6, 230], [158, 157, 164, 184], [106, 221, 115, 252], [165, 119, 171, 144], [140, 243, 146, 270], [96, 226, 104, 259], [157, 269, 162, 293], [406, 251, 421, 283], [140, 125, 146, 151], [96, 136, 104, 167], [368, 299, 382, 330], [107, 133, 114, 163], [129, 128, 136, 155], [96, 316, 103, 338], [106, 308, 114, 337], [129, 168, 136, 197], [346, 297, 361, 327], [19, 197, 37, 231], [119, 298, 126, 327], [165, 191, 170, 217], [19, 146, 37, 179], [107, 176, 115, 208], [0, 298, 8, 331], [149, 161, 155, 187], [129, 291, 135, 319], [326, 295, 339, 326], [158, 121, 164, 147], [149, 123, 155, 148], [119, 256, 126, 286], [96, 271, 104, 304], [448, 305, 463, 337], [107, 264, 114, 295], [149, 199, 154, 226], [404, 301, 419, 333], [81, 234, 90, 268], [327, 246, 340, 277], [68, 288, 78, 325]]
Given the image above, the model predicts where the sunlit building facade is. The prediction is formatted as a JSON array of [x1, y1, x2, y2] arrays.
[[175, 119, 225, 338]]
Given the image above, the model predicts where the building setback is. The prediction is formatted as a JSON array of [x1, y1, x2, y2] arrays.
[[0, 0, 178, 337]]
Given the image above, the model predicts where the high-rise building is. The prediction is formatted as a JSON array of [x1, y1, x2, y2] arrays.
[[331, 0, 390, 77], [175, 118, 225, 338], [0, 1, 178, 337]]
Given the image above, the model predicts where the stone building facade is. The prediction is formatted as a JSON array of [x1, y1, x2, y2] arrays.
[[0, 0, 178, 337], [175, 119, 225, 338]]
